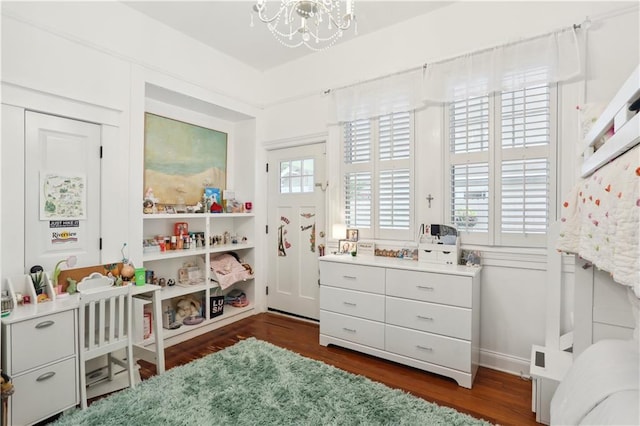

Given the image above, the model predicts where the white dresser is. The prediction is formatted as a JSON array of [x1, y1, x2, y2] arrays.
[[319, 255, 481, 388], [1, 300, 79, 425]]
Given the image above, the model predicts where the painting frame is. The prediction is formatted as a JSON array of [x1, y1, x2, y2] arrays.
[[143, 112, 227, 207], [339, 239, 357, 254]]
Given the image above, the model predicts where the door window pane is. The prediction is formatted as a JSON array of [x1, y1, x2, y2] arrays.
[[280, 158, 314, 193]]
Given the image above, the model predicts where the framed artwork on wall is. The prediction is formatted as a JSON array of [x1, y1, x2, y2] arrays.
[[144, 113, 227, 206], [339, 240, 357, 254]]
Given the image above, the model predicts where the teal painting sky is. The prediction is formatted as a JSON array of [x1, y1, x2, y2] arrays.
[[144, 113, 227, 175]]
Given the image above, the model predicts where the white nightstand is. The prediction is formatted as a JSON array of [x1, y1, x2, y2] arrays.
[[530, 345, 573, 425]]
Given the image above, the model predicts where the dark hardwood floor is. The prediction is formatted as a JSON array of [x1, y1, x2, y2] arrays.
[[137, 312, 539, 426]]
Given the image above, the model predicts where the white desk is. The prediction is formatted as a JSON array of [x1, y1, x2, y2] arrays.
[[130, 284, 165, 374], [1, 283, 165, 425]]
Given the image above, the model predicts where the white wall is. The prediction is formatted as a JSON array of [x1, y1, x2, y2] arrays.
[[1, 0, 638, 376], [257, 1, 640, 373]]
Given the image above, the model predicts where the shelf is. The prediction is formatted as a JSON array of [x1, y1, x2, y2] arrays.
[[137, 304, 254, 345], [156, 282, 208, 301], [143, 212, 255, 220], [209, 243, 254, 253], [143, 247, 208, 262], [143, 243, 254, 262]]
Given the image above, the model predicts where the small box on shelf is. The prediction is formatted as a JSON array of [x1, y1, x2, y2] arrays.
[[209, 294, 224, 318]]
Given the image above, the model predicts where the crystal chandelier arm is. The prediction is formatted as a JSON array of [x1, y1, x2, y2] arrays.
[[253, 0, 356, 50], [254, 2, 287, 24]]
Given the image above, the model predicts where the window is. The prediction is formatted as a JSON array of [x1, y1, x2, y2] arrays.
[[280, 158, 314, 194], [342, 111, 414, 240], [446, 77, 557, 247]]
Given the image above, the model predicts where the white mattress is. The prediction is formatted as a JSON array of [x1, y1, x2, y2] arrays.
[[550, 339, 639, 425]]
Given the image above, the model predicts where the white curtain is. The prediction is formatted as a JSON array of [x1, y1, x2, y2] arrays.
[[328, 68, 424, 123], [422, 27, 582, 103], [329, 27, 582, 122]]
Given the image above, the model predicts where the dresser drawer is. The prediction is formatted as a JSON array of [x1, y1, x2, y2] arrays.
[[10, 310, 76, 373], [320, 310, 384, 349], [385, 324, 471, 372], [11, 357, 78, 426], [320, 262, 384, 294], [320, 286, 385, 321], [386, 296, 471, 340], [386, 269, 472, 307]]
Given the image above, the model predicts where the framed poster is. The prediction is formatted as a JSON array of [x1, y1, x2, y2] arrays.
[[144, 113, 227, 206]]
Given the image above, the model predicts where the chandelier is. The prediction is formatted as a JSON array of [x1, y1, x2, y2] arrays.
[[251, 0, 357, 51]]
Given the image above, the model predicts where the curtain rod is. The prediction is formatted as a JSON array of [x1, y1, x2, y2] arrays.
[[324, 20, 587, 96]]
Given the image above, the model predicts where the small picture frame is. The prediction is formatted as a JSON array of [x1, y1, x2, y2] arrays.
[[164, 205, 176, 214], [346, 228, 359, 241], [338, 240, 357, 254], [356, 241, 375, 256]]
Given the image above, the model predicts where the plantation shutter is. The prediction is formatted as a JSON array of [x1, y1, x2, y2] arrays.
[[379, 169, 410, 229], [342, 111, 414, 239], [451, 163, 489, 232], [448, 96, 490, 240], [343, 119, 372, 230], [379, 112, 411, 160], [378, 112, 411, 232], [501, 159, 549, 234], [344, 119, 371, 164], [499, 83, 551, 238], [344, 172, 372, 229], [450, 96, 490, 154]]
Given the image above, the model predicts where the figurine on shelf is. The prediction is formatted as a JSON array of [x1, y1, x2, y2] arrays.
[[143, 187, 158, 214]]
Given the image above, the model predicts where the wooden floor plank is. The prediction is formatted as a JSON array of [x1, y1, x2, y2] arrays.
[[137, 312, 539, 426]]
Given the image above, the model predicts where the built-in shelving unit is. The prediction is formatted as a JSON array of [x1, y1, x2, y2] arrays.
[[137, 212, 255, 347], [132, 77, 259, 350]]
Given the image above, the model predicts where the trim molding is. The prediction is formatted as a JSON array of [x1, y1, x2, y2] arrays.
[[262, 132, 328, 150], [479, 348, 532, 378], [2, 82, 122, 126]]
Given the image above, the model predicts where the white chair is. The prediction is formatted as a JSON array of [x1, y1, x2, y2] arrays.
[[78, 284, 135, 409]]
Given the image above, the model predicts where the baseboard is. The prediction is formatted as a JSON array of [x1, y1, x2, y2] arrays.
[[479, 348, 532, 379]]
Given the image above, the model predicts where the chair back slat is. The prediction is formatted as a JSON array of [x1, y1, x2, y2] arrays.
[[79, 285, 131, 351], [98, 299, 106, 346], [116, 293, 125, 340], [87, 303, 96, 351]]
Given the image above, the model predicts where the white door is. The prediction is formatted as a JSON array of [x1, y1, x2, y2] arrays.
[[24, 111, 102, 273], [267, 143, 326, 320]]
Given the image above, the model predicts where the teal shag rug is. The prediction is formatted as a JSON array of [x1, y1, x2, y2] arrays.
[[54, 338, 491, 425]]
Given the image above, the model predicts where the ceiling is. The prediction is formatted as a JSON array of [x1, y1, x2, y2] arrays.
[[122, 1, 452, 71]]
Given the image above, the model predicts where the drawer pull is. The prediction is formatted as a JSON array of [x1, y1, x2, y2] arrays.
[[416, 345, 433, 351], [342, 275, 357, 280], [35, 320, 55, 329], [417, 285, 434, 291], [417, 315, 434, 321], [343, 302, 357, 307], [342, 327, 357, 333], [36, 371, 56, 382]]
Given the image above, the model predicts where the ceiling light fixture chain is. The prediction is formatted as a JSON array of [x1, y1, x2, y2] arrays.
[[252, 0, 356, 51]]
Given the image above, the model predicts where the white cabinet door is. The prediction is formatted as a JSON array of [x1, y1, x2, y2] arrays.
[[24, 111, 101, 272]]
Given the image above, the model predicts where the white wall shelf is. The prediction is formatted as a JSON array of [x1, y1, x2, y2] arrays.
[[138, 211, 255, 348]]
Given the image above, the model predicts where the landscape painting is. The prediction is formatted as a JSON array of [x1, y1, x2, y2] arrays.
[[144, 113, 227, 207]]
